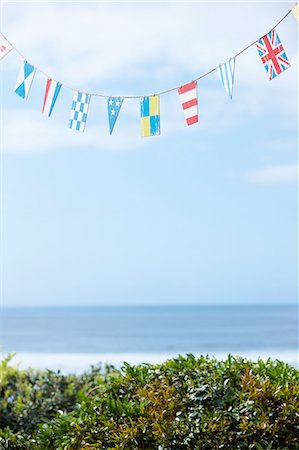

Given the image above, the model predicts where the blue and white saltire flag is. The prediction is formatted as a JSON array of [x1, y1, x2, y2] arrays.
[[14, 60, 36, 99], [69, 91, 91, 132], [217, 58, 236, 99], [42, 79, 62, 117], [107, 97, 123, 135]]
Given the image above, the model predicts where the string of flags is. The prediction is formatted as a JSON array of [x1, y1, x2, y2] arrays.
[[0, 4, 298, 138]]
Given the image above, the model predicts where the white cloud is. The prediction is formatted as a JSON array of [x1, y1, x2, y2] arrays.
[[1, 89, 259, 153], [2, 108, 147, 152], [246, 164, 298, 185], [2, 96, 191, 152], [2, 2, 296, 89]]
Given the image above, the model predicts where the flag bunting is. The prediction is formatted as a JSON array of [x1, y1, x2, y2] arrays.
[[256, 29, 290, 80], [42, 79, 62, 117], [69, 92, 91, 132], [14, 61, 36, 99], [141, 96, 160, 137], [292, 4, 299, 22], [217, 58, 236, 99], [108, 97, 123, 134], [178, 81, 198, 126], [0, 3, 296, 138], [0, 34, 12, 61]]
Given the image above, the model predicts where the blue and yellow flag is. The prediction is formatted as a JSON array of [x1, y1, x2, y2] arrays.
[[140, 95, 160, 137]]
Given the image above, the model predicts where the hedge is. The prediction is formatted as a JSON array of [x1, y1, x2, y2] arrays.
[[0, 354, 298, 449]]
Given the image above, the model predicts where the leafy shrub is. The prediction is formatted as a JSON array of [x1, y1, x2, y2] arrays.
[[0, 354, 298, 449]]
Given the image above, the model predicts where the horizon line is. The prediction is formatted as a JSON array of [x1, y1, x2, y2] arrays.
[[1, 302, 297, 309]]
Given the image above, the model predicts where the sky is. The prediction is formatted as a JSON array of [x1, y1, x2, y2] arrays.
[[0, 1, 298, 307]]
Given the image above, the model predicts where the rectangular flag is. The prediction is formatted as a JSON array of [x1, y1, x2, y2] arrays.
[[178, 81, 198, 126], [14, 61, 36, 99], [69, 91, 91, 132], [217, 58, 235, 99], [256, 29, 290, 80], [140, 95, 160, 137], [107, 97, 123, 134], [42, 79, 62, 117], [292, 4, 299, 22], [0, 34, 12, 61]]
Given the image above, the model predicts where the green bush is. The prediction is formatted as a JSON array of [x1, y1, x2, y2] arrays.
[[0, 354, 298, 449]]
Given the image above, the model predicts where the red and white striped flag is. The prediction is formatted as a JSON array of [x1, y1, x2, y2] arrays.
[[178, 81, 198, 126]]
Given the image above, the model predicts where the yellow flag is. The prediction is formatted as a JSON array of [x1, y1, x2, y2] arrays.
[[292, 4, 299, 22]]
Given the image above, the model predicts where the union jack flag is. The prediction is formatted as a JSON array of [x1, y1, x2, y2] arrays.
[[256, 29, 290, 80]]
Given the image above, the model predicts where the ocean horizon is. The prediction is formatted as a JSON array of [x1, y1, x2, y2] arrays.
[[1, 304, 298, 372]]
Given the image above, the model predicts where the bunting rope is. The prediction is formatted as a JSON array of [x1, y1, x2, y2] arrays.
[[0, 4, 296, 99], [0, 3, 298, 137]]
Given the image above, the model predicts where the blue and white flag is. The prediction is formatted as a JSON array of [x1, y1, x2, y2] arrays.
[[107, 97, 123, 134], [69, 91, 90, 132], [42, 79, 62, 117], [14, 61, 36, 99], [217, 58, 236, 99]]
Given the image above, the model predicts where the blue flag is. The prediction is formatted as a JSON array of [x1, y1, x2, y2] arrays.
[[107, 97, 123, 134]]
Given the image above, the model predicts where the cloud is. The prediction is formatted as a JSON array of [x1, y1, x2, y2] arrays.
[[1, 89, 259, 153], [2, 108, 145, 153], [1, 97, 190, 153], [246, 164, 298, 185], [2, 2, 296, 89]]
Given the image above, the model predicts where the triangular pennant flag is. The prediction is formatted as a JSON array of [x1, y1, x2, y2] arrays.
[[0, 34, 13, 61], [42, 79, 62, 117], [292, 4, 299, 22], [178, 81, 198, 126], [217, 58, 235, 99], [256, 29, 290, 80], [140, 95, 160, 137], [107, 97, 123, 134], [69, 91, 91, 132], [14, 61, 36, 99]]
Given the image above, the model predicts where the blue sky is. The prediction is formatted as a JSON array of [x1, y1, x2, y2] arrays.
[[1, 2, 298, 306]]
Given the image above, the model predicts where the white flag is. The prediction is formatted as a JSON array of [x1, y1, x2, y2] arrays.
[[0, 34, 13, 61]]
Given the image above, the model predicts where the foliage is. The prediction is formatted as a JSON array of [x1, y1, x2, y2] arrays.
[[0, 354, 298, 449]]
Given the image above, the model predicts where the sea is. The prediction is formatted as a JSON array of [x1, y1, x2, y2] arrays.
[[0, 304, 298, 373]]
